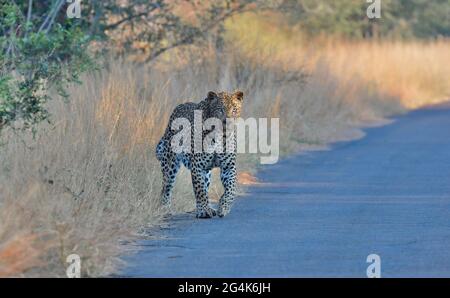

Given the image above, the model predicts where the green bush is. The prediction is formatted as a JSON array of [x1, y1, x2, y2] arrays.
[[0, 1, 93, 132], [0, 0, 262, 132]]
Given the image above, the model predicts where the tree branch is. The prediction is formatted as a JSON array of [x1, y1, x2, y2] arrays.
[[38, 0, 65, 33], [25, 0, 33, 37], [44, 0, 66, 33], [103, 3, 162, 31], [104, 12, 150, 30], [145, 2, 253, 62], [26, 0, 33, 23]]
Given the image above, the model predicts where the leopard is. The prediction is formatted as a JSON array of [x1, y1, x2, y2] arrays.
[[156, 90, 244, 218]]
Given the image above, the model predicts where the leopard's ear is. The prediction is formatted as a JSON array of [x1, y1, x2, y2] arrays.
[[233, 90, 244, 101], [206, 91, 217, 101]]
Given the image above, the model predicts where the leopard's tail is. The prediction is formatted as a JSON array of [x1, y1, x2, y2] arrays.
[[155, 139, 167, 161]]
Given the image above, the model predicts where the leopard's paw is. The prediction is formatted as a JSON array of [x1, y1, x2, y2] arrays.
[[196, 206, 217, 219], [217, 205, 231, 218]]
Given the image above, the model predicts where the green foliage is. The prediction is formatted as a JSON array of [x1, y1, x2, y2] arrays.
[[405, 0, 450, 38], [0, 0, 262, 132], [0, 1, 94, 132], [280, 0, 450, 39]]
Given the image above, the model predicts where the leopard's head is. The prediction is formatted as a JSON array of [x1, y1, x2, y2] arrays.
[[219, 90, 244, 119], [204, 91, 226, 121]]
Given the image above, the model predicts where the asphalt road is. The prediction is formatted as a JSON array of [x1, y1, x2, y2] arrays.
[[121, 103, 450, 277]]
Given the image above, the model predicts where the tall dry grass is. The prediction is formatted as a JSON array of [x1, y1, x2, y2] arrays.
[[0, 47, 400, 276], [2, 14, 446, 275], [0, 62, 194, 276], [226, 13, 450, 108]]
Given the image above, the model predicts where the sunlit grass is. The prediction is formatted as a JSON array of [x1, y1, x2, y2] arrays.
[[226, 13, 450, 108], [3, 12, 444, 276]]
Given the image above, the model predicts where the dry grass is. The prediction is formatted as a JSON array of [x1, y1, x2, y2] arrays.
[[0, 185, 52, 277], [0, 62, 195, 277], [2, 13, 447, 276], [316, 39, 450, 108], [226, 13, 450, 109]]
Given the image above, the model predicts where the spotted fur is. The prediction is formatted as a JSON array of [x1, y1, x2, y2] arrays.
[[156, 90, 244, 218]]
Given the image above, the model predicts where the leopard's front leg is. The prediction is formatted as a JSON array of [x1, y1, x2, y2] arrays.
[[218, 162, 237, 217], [191, 165, 216, 219]]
